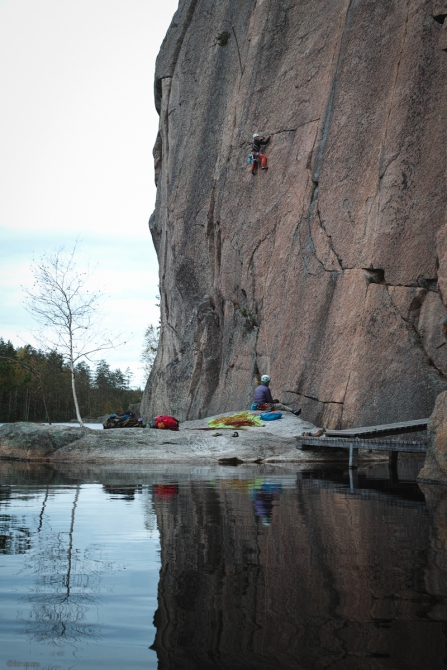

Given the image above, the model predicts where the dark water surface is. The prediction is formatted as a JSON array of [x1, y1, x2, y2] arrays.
[[1, 459, 447, 669]]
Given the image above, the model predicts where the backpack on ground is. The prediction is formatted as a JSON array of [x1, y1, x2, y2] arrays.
[[150, 415, 180, 431], [103, 410, 145, 429]]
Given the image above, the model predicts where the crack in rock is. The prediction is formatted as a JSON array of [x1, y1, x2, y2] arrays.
[[386, 286, 447, 380], [305, 189, 343, 273], [287, 390, 344, 405]]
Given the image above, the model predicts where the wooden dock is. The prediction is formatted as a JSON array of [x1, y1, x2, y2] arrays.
[[324, 418, 429, 439], [297, 419, 430, 469]]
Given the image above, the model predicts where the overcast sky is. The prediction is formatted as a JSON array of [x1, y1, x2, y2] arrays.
[[0, 0, 178, 387]]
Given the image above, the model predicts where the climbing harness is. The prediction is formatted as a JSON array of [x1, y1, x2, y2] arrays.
[[248, 152, 262, 168]]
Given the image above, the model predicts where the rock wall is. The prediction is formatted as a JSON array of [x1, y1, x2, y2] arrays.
[[142, 0, 447, 427]]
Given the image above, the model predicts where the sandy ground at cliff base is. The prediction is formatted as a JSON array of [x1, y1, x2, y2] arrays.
[[0, 412, 392, 466]]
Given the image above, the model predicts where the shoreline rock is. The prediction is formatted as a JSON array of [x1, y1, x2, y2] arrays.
[[418, 391, 447, 484], [0, 413, 388, 465]]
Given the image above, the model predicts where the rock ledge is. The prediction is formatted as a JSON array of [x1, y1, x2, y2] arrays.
[[0, 414, 367, 465]]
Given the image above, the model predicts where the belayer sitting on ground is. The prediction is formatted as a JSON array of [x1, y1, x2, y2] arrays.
[[252, 375, 301, 416], [249, 132, 270, 174]]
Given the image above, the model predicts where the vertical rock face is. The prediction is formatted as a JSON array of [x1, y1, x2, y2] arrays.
[[142, 0, 447, 426]]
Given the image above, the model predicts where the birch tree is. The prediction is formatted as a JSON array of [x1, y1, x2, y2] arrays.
[[23, 245, 125, 426]]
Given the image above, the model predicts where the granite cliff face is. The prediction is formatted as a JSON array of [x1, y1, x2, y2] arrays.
[[142, 0, 447, 426]]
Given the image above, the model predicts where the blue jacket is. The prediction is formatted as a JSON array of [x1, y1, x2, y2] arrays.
[[253, 383, 274, 405]]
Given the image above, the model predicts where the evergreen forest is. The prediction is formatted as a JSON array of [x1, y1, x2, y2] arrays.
[[0, 338, 142, 423]]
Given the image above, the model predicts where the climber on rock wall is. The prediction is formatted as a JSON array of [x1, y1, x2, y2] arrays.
[[250, 133, 270, 174]]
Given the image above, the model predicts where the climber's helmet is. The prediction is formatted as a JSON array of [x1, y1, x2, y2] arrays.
[[253, 133, 260, 138], [261, 374, 270, 384]]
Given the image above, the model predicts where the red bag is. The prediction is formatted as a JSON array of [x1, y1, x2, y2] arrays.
[[154, 415, 180, 431], [154, 484, 179, 497]]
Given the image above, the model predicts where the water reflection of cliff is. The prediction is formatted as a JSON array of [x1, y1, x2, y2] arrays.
[[152, 473, 447, 670]]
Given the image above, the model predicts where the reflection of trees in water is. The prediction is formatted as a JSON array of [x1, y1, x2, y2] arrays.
[[0, 514, 32, 554], [103, 484, 143, 501], [0, 484, 32, 555], [19, 592, 100, 646], [18, 485, 116, 648]]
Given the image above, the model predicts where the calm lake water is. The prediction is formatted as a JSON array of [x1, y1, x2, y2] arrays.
[[0, 423, 104, 430], [1, 458, 447, 669]]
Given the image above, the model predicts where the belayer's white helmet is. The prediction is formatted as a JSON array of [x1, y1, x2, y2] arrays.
[[253, 133, 260, 138], [261, 374, 270, 383]]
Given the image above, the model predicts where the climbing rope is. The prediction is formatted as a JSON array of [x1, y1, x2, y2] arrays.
[[256, 140, 316, 377], [275, 153, 318, 368], [258, 158, 270, 376], [254, 129, 318, 378]]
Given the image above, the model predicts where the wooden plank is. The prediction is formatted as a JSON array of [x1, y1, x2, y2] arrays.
[[324, 418, 429, 439], [296, 436, 427, 453]]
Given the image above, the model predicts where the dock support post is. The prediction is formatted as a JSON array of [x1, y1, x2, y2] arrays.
[[349, 445, 359, 469], [388, 451, 398, 467], [349, 468, 358, 491], [388, 451, 399, 482]]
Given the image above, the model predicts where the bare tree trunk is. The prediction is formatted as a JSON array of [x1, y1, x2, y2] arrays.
[[71, 367, 84, 426], [24, 388, 29, 421]]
